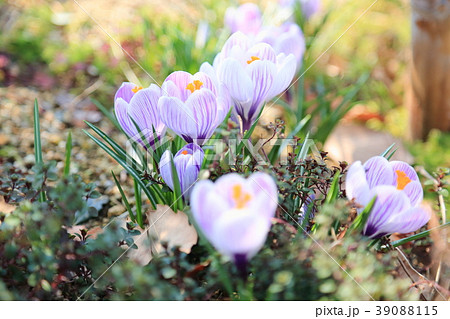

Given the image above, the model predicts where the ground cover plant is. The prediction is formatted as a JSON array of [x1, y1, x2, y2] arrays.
[[0, 0, 448, 301]]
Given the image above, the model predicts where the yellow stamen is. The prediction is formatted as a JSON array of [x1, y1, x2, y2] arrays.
[[186, 80, 203, 93], [131, 86, 143, 93], [181, 150, 189, 155], [395, 170, 411, 190], [231, 184, 252, 209], [247, 56, 260, 64]]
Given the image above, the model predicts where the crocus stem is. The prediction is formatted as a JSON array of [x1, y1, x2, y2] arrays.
[[234, 253, 248, 281]]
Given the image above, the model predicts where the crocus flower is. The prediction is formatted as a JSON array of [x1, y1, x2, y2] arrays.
[[224, 3, 262, 36], [190, 172, 278, 266], [346, 156, 430, 238], [201, 32, 296, 131], [159, 143, 204, 199], [114, 82, 165, 148], [256, 22, 306, 72], [158, 71, 229, 145]]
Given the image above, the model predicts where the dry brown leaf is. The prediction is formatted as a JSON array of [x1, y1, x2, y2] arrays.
[[127, 205, 198, 265], [0, 196, 16, 214]]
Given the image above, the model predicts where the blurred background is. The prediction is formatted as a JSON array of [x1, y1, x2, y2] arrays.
[[0, 0, 449, 178]]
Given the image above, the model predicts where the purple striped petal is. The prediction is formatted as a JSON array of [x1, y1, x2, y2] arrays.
[[247, 172, 278, 220], [114, 98, 136, 138], [159, 150, 174, 191], [219, 58, 254, 104], [190, 180, 229, 238], [128, 86, 162, 134], [221, 31, 251, 57], [390, 161, 420, 182], [247, 59, 276, 123], [345, 161, 371, 208], [185, 89, 218, 143], [381, 206, 430, 235], [158, 96, 197, 143], [115, 82, 138, 103], [212, 209, 271, 259], [164, 71, 193, 102], [402, 181, 423, 207], [248, 43, 277, 63], [363, 156, 395, 189], [266, 53, 297, 100], [363, 185, 410, 238]]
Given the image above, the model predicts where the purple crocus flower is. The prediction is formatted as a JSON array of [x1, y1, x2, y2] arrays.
[[256, 22, 306, 72], [159, 143, 204, 199], [201, 32, 297, 131], [114, 82, 165, 148], [190, 172, 278, 266], [346, 156, 430, 238], [158, 71, 229, 145], [224, 3, 263, 36]]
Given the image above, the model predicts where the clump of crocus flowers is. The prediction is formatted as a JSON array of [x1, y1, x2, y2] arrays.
[[345, 156, 430, 238]]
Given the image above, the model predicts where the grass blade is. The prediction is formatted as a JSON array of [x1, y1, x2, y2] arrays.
[[83, 129, 157, 209], [112, 171, 135, 222], [325, 172, 341, 204], [91, 98, 120, 129], [33, 99, 46, 202], [349, 196, 376, 234], [390, 222, 450, 247], [134, 179, 144, 227], [64, 131, 72, 177]]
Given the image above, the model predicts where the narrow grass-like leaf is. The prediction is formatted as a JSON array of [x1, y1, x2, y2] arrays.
[[268, 114, 311, 164], [64, 131, 72, 177], [390, 222, 450, 247], [112, 171, 135, 222], [134, 179, 144, 227], [169, 156, 183, 211], [83, 129, 157, 209], [349, 196, 376, 234], [91, 98, 120, 129], [380, 143, 396, 158], [33, 99, 46, 202], [325, 172, 340, 204], [84, 121, 141, 169]]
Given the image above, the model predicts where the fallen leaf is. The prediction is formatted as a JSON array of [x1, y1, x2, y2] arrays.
[[128, 205, 198, 265], [0, 196, 15, 214]]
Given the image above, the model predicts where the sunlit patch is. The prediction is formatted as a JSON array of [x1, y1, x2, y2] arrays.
[[181, 150, 189, 155], [186, 80, 203, 93], [232, 184, 252, 209], [131, 86, 143, 93], [247, 56, 260, 64], [395, 170, 411, 190]]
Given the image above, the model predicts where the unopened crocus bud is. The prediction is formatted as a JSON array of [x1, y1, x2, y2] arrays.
[[159, 143, 204, 200]]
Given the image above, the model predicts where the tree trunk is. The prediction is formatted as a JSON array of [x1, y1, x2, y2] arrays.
[[409, 0, 450, 140]]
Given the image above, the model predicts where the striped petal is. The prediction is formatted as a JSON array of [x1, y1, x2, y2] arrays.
[[363, 185, 410, 238], [158, 96, 196, 143], [115, 82, 138, 103], [363, 156, 395, 189]]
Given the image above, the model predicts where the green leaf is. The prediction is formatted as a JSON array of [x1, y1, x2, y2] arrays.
[[390, 222, 450, 247], [33, 99, 46, 202], [64, 131, 72, 177], [169, 155, 183, 211], [111, 171, 135, 222], [83, 129, 157, 209], [349, 196, 377, 233], [325, 172, 340, 204], [134, 179, 144, 228]]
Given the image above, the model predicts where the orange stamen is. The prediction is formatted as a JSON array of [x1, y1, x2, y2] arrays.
[[186, 80, 203, 93], [181, 150, 189, 155], [395, 170, 411, 190], [247, 56, 260, 64], [131, 86, 143, 93], [231, 184, 252, 209]]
